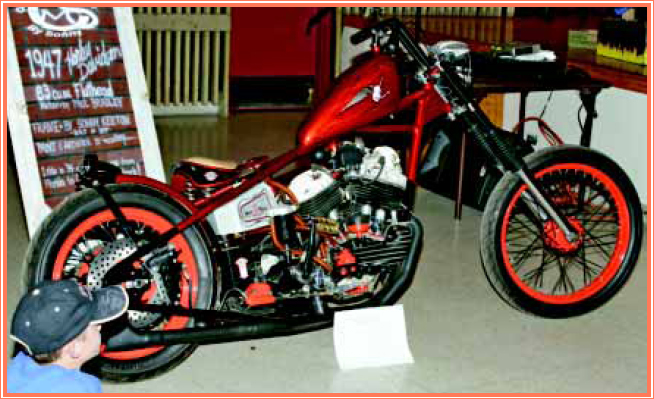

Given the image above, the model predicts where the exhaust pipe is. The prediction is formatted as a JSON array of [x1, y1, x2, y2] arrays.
[[105, 316, 333, 351], [376, 217, 423, 306]]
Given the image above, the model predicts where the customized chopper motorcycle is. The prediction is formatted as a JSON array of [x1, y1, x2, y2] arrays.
[[23, 19, 643, 381]]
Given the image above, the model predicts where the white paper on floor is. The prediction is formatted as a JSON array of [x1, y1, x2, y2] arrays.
[[333, 304, 414, 370]]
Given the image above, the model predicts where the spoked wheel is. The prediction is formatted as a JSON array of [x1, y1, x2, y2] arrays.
[[480, 146, 642, 318], [24, 184, 217, 381]]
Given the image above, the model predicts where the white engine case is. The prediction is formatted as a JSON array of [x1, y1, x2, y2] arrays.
[[288, 168, 336, 203], [358, 146, 407, 189], [207, 182, 278, 236]]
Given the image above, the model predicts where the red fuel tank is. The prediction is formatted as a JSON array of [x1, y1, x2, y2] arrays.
[[297, 54, 401, 150]]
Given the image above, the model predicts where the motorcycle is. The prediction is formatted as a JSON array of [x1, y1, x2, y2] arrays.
[[23, 18, 643, 381]]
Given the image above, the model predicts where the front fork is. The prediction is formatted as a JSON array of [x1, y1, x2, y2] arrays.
[[515, 170, 579, 242], [433, 61, 580, 241], [460, 109, 579, 242]]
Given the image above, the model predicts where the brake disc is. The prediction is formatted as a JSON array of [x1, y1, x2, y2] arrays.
[[86, 238, 136, 289], [88, 238, 171, 329]]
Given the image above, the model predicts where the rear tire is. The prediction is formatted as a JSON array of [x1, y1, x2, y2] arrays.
[[480, 146, 642, 318], [23, 184, 217, 381]]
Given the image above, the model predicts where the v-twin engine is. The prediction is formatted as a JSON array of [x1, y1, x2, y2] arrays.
[[174, 141, 421, 314]]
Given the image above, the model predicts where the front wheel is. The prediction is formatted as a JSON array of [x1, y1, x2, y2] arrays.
[[23, 184, 217, 381], [480, 146, 643, 318]]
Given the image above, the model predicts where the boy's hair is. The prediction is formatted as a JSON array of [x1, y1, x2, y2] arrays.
[[33, 348, 63, 364], [29, 325, 90, 364]]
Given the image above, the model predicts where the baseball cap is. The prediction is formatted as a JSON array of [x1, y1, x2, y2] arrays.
[[10, 280, 129, 356]]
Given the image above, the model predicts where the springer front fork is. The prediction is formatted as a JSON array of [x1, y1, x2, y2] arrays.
[[459, 109, 579, 242], [432, 62, 579, 241]]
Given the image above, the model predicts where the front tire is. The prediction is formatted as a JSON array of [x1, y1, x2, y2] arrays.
[[480, 146, 642, 318], [23, 184, 217, 381]]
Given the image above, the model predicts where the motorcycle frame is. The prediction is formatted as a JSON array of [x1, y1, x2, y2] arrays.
[[69, 18, 602, 351], [95, 81, 440, 276], [87, 17, 578, 294]]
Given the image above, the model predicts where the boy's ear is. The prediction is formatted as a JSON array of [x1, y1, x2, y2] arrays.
[[62, 336, 83, 360]]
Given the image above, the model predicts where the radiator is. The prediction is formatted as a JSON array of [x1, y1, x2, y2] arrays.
[[133, 7, 231, 116]]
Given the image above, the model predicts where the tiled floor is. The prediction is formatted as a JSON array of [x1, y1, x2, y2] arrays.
[[5, 112, 649, 394]]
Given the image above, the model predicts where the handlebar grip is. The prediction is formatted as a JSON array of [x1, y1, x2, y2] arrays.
[[350, 27, 373, 45], [350, 18, 397, 45]]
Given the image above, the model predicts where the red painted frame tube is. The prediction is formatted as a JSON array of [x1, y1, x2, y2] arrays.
[[356, 125, 413, 133], [408, 99, 427, 181], [176, 150, 304, 233], [348, 84, 440, 182], [115, 82, 445, 243]]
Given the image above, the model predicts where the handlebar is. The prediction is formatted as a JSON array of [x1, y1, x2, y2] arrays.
[[350, 18, 395, 45], [350, 18, 431, 69]]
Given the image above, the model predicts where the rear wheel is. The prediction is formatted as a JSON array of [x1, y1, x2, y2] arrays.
[[24, 184, 217, 381], [480, 146, 642, 318]]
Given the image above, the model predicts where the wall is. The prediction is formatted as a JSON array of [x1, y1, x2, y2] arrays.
[[231, 7, 317, 77], [503, 88, 648, 204]]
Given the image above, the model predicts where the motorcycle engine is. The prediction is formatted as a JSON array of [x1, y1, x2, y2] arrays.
[[292, 144, 407, 218], [220, 142, 416, 312]]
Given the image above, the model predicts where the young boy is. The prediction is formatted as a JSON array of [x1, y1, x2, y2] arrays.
[[7, 279, 129, 393]]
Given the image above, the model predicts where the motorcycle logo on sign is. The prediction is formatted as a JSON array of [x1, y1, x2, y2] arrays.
[[23, 7, 99, 33]]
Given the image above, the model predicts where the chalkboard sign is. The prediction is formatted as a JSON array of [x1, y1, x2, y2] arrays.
[[7, 7, 164, 237]]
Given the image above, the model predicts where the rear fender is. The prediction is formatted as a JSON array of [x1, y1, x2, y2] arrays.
[[115, 175, 198, 213], [77, 154, 197, 213]]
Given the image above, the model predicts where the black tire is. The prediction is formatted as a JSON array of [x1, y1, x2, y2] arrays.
[[23, 184, 218, 381], [480, 145, 643, 318]]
